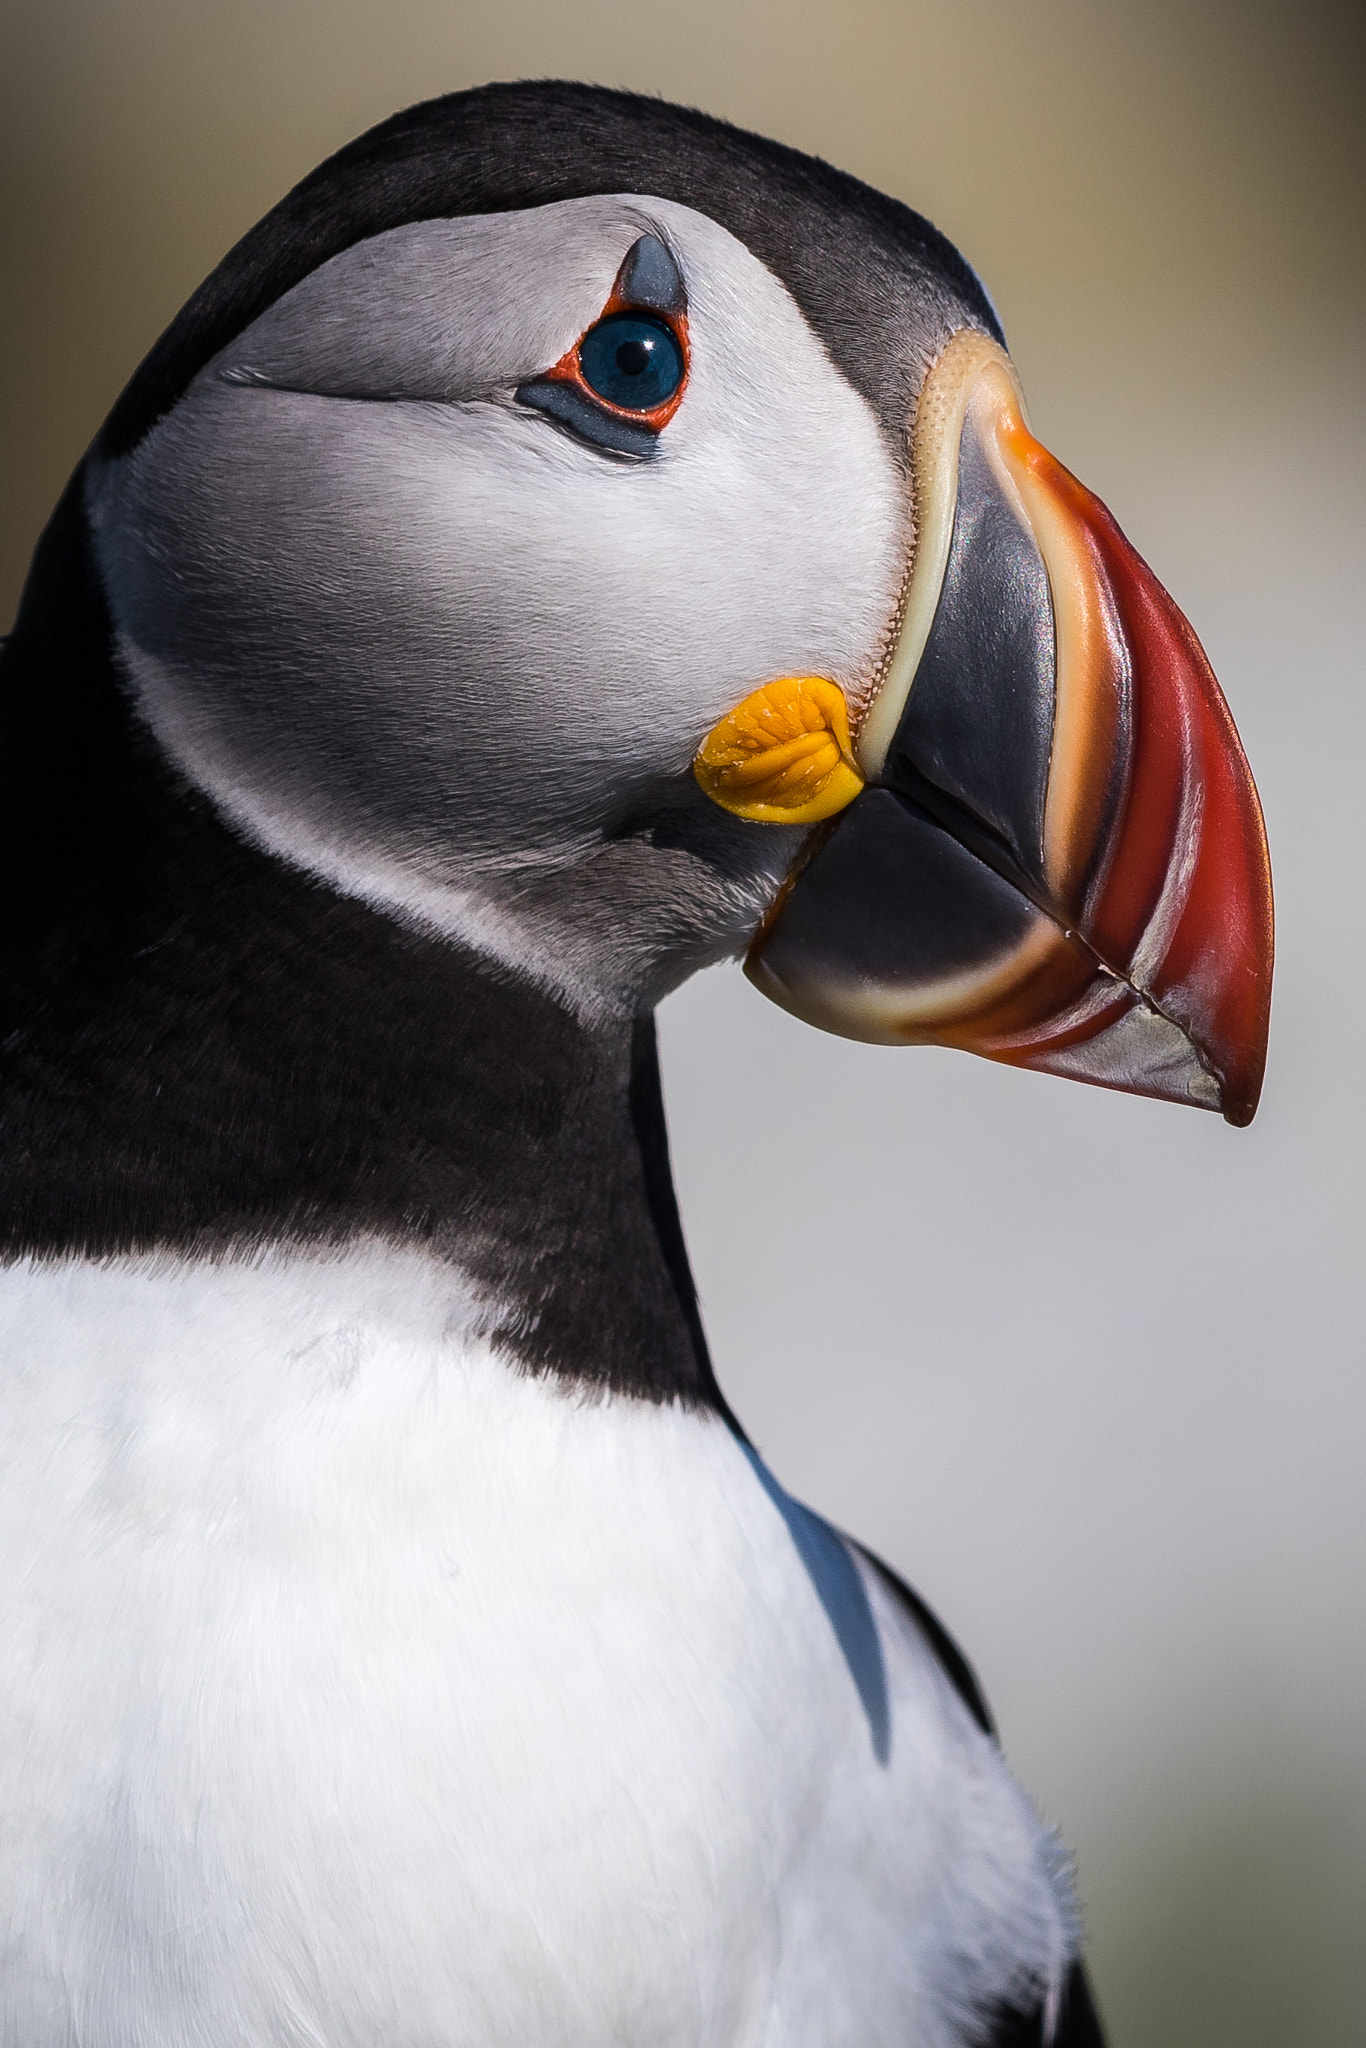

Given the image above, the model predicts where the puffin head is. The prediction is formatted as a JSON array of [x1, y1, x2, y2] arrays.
[[82, 82, 1272, 1125]]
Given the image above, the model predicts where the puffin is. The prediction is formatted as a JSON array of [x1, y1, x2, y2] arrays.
[[0, 81, 1272, 2048]]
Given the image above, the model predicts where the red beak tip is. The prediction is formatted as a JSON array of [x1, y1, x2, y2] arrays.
[[1219, 1069, 1264, 1130]]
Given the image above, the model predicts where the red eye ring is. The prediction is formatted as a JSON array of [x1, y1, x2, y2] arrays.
[[540, 270, 690, 434]]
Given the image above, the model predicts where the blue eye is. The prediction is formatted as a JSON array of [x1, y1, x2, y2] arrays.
[[578, 313, 685, 413]]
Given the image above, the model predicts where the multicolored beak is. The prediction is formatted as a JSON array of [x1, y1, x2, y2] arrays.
[[718, 332, 1273, 1125]]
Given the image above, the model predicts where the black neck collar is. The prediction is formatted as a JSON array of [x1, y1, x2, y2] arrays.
[[0, 475, 725, 1413]]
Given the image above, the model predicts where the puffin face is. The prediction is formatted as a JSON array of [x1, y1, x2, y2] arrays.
[[86, 146, 1270, 1120], [86, 196, 909, 1016]]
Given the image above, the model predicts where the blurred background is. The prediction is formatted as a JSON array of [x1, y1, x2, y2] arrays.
[[3, 2, 1363, 2040]]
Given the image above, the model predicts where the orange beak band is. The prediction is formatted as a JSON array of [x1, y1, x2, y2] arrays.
[[741, 332, 1273, 1125]]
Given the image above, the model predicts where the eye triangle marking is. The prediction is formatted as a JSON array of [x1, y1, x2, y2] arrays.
[[615, 233, 687, 316], [516, 234, 691, 455]]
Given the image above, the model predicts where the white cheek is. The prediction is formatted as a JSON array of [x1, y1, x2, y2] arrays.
[[364, 380, 903, 780], [94, 358, 902, 836]]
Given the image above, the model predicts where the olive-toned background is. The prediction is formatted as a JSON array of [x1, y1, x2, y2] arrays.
[[3, 4, 1363, 2042]]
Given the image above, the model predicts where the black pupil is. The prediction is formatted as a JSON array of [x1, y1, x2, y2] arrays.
[[578, 313, 684, 413]]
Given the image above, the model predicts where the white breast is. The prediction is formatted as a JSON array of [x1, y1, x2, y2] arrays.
[[0, 1245, 1072, 2045]]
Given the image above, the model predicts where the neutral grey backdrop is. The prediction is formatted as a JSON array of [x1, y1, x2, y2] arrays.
[[3, 4, 1363, 2042]]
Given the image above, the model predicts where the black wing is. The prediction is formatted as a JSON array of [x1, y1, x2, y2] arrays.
[[853, 1541, 995, 1735], [987, 1961, 1106, 2047], [854, 1545, 1108, 2048]]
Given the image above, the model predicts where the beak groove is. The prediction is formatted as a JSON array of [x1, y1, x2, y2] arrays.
[[748, 333, 1273, 1125]]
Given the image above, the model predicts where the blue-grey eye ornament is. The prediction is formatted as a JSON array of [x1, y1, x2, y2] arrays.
[[515, 232, 690, 458]]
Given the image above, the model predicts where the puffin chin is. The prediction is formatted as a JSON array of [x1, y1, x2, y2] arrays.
[[732, 331, 1273, 1128]]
